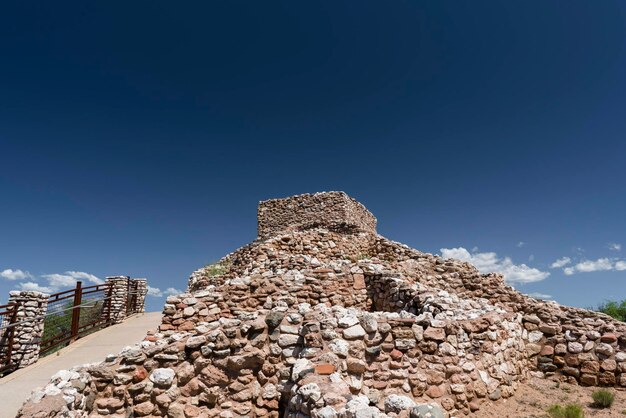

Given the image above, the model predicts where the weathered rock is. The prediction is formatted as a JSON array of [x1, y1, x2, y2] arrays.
[[410, 403, 445, 418], [149, 368, 175, 387], [385, 394, 416, 413]]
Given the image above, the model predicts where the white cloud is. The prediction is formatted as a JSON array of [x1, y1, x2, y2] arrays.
[[529, 254, 535, 261], [17, 281, 53, 293], [147, 286, 182, 297], [16, 271, 104, 294], [572, 258, 613, 273], [0, 269, 33, 280], [608, 243, 621, 252], [561, 258, 626, 275], [164, 287, 183, 296], [550, 257, 571, 269], [64, 271, 103, 284], [525, 292, 552, 300], [440, 247, 550, 284], [147, 286, 163, 297], [41, 274, 77, 289], [517, 241, 525, 248]]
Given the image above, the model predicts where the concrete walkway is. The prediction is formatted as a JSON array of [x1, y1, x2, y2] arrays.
[[0, 312, 162, 418]]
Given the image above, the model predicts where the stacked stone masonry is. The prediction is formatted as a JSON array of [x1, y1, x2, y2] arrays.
[[106, 276, 131, 324], [18, 192, 626, 418], [257, 192, 377, 240], [7, 291, 48, 369], [135, 279, 148, 314]]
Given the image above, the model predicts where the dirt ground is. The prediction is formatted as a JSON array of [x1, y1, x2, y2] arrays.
[[471, 377, 626, 417]]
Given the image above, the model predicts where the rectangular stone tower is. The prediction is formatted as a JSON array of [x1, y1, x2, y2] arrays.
[[257, 191, 377, 240]]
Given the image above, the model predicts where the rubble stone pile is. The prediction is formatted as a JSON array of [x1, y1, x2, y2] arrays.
[[18, 192, 626, 417]]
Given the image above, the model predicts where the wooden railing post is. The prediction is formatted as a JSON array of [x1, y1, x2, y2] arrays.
[[70, 281, 82, 343]]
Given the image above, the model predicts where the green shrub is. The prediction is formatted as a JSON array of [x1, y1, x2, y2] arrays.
[[547, 404, 584, 418], [591, 389, 614, 408], [204, 260, 230, 277], [596, 300, 626, 321]]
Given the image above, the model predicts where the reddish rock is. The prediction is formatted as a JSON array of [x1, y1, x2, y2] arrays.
[[390, 349, 403, 361], [353, 274, 366, 290], [469, 401, 481, 412], [155, 393, 171, 408], [540, 346, 554, 356], [601, 333, 617, 344], [372, 380, 388, 389], [539, 323, 560, 335], [178, 321, 195, 331], [96, 397, 125, 410], [133, 401, 155, 416], [132, 367, 148, 383], [601, 359, 617, 371], [424, 327, 446, 342], [346, 358, 367, 374], [184, 404, 201, 417], [580, 373, 598, 386], [426, 384, 445, 398], [315, 364, 336, 375], [599, 371, 616, 386], [200, 365, 229, 386], [581, 361, 600, 374], [565, 355, 580, 367]]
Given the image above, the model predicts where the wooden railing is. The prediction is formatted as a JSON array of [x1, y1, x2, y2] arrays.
[[0, 302, 19, 373], [40, 282, 114, 356], [0, 277, 147, 375]]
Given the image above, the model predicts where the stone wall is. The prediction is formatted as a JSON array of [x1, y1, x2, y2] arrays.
[[134, 278, 148, 314], [19, 301, 527, 417], [182, 227, 626, 393], [7, 291, 48, 369], [106, 276, 130, 324], [391, 258, 626, 388], [257, 192, 377, 240]]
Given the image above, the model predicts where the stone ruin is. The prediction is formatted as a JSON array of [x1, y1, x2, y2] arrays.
[[19, 191, 626, 417]]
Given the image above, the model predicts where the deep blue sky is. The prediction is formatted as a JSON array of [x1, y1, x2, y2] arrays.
[[1, 1, 625, 312]]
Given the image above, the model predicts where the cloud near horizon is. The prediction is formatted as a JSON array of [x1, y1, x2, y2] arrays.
[[563, 257, 626, 275], [17, 281, 53, 293], [550, 257, 571, 269], [3, 266, 183, 298], [14, 270, 103, 293], [439, 247, 550, 284], [525, 292, 553, 300], [147, 286, 182, 297], [0, 269, 33, 280]]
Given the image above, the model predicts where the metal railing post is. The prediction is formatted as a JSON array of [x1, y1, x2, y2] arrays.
[[5, 302, 19, 369], [106, 283, 113, 324], [70, 281, 82, 343]]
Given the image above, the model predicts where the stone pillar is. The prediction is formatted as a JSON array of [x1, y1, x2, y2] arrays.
[[105, 276, 129, 324], [7, 290, 49, 369], [134, 278, 148, 313]]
